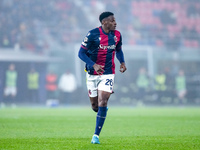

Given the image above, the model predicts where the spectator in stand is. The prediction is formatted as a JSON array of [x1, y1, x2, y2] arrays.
[[154, 70, 167, 104], [136, 67, 150, 102], [175, 69, 187, 105], [46, 70, 58, 100], [1, 36, 11, 48], [187, 3, 199, 18], [165, 32, 181, 51], [27, 68, 39, 104], [3, 63, 18, 107], [160, 9, 177, 25], [58, 70, 77, 104], [0, 0, 200, 50]]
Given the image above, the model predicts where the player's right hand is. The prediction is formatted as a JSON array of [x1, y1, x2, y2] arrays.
[[93, 64, 104, 75]]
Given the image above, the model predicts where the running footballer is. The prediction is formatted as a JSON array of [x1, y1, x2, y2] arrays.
[[78, 11, 127, 144]]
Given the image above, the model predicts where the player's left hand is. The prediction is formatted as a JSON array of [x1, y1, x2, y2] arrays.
[[119, 62, 127, 73]]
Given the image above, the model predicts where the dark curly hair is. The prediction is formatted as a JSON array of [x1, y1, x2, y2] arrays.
[[99, 11, 114, 23]]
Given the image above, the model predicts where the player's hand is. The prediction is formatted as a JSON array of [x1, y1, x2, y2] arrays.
[[93, 63, 104, 75], [119, 62, 127, 73]]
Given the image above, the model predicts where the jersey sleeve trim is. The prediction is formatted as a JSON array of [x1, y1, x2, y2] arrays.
[[81, 45, 88, 50]]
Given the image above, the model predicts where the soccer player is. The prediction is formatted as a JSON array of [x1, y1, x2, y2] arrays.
[[78, 11, 127, 144]]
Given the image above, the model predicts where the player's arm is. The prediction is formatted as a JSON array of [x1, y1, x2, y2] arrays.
[[78, 47, 104, 75], [116, 33, 127, 73], [79, 30, 104, 74], [116, 48, 127, 73], [78, 47, 95, 68], [78, 30, 96, 69]]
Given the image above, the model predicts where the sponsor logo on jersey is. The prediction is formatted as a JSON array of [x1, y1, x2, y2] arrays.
[[99, 44, 116, 50]]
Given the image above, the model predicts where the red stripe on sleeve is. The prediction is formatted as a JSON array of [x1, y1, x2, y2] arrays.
[[81, 45, 88, 50]]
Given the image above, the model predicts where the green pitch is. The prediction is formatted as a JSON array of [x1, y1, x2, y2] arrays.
[[0, 107, 200, 150]]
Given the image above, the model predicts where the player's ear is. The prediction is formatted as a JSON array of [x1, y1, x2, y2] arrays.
[[101, 19, 106, 25]]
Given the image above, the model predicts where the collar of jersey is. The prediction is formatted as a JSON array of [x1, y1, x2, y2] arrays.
[[100, 26, 111, 35]]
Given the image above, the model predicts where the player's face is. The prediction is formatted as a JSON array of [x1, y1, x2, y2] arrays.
[[105, 15, 117, 31]]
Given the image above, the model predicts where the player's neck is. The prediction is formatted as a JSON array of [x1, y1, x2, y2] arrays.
[[102, 26, 109, 33]]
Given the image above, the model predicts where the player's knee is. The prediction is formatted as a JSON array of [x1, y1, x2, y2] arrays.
[[91, 103, 98, 112], [92, 107, 98, 112], [99, 100, 108, 107]]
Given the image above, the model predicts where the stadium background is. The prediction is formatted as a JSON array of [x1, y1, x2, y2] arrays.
[[0, 0, 200, 107]]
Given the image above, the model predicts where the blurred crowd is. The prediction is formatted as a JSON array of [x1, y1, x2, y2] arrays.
[[0, 63, 78, 107], [1, 63, 199, 107], [114, 66, 200, 106], [0, 0, 200, 53]]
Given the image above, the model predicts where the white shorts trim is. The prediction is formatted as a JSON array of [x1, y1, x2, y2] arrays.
[[86, 73, 115, 97]]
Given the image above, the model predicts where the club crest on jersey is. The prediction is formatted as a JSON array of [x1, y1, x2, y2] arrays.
[[114, 36, 117, 42]]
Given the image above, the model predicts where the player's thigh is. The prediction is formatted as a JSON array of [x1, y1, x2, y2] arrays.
[[98, 90, 111, 107]]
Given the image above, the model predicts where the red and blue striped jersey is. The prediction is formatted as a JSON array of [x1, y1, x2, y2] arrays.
[[81, 26, 122, 75]]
